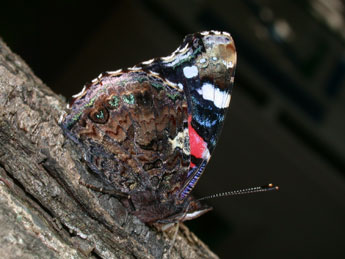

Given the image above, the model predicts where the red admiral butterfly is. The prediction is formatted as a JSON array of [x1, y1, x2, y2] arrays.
[[61, 31, 237, 226]]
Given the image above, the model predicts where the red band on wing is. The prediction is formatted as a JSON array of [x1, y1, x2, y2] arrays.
[[188, 115, 207, 160]]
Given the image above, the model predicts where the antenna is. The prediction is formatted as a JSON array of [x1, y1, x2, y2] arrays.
[[197, 183, 279, 201]]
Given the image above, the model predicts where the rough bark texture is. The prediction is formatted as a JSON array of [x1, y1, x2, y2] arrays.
[[0, 38, 218, 259]]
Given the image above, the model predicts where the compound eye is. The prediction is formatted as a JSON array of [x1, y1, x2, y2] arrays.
[[89, 107, 109, 124]]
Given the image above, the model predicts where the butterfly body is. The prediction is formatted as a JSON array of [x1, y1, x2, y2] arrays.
[[61, 31, 236, 225]]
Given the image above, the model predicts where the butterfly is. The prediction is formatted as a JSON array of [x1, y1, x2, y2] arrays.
[[61, 30, 237, 226]]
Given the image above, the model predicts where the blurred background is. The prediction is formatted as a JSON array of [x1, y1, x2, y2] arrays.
[[1, 0, 344, 258]]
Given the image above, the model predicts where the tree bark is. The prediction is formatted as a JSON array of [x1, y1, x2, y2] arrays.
[[0, 38, 218, 259]]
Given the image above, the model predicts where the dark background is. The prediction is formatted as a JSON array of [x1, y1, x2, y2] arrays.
[[2, 0, 344, 258]]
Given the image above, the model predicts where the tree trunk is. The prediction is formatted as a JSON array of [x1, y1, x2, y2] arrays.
[[0, 38, 218, 259]]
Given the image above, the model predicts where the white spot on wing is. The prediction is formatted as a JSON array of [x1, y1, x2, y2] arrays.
[[128, 66, 141, 71], [165, 78, 181, 91], [162, 49, 193, 67], [148, 70, 160, 76], [169, 128, 190, 155], [142, 58, 154, 65], [178, 43, 189, 53], [183, 66, 198, 78], [161, 52, 176, 61], [201, 30, 231, 37], [196, 83, 230, 109], [174, 46, 181, 53], [224, 93, 232, 108], [222, 60, 233, 69], [107, 69, 122, 75], [211, 30, 221, 35], [165, 78, 176, 86], [72, 86, 86, 98], [178, 83, 184, 90]]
